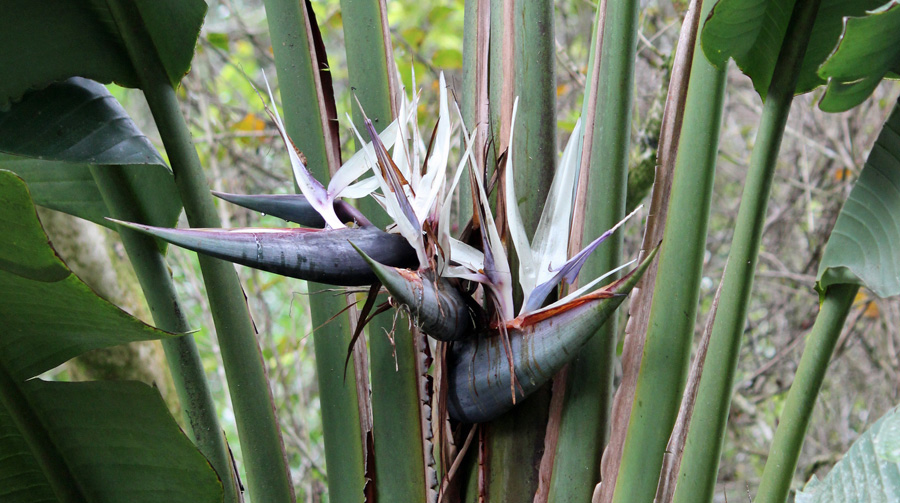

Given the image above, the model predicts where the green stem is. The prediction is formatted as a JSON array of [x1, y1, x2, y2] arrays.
[[487, 1, 557, 500], [610, 3, 725, 502], [755, 284, 858, 503], [672, 2, 823, 501], [89, 164, 239, 503], [549, 0, 638, 500], [341, 1, 431, 498], [105, 2, 295, 501], [261, 0, 368, 500]]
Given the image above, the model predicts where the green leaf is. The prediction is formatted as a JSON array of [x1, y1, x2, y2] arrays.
[[0, 173, 69, 283], [0, 170, 176, 380], [795, 406, 900, 503], [432, 48, 463, 69], [701, 0, 886, 99], [0, 378, 223, 503], [818, 1, 900, 113], [206, 32, 230, 51], [0, 0, 207, 107], [0, 78, 182, 230], [817, 99, 900, 297]]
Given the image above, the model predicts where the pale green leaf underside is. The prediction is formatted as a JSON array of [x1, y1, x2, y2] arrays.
[[796, 406, 900, 503], [818, 1, 900, 113], [817, 100, 900, 297], [0, 380, 222, 502], [0, 77, 182, 230], [0, 171, 176, 380]]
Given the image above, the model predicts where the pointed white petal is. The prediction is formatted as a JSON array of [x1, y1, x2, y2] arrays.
[[337, 176, 380, 199], [414, 72, 453, 222], [262, 72, 344, 229], [503, 98, 536, 306], [448, 237, 485, 271], [532, 118, 582, 286], [329, 118, 399, 197]]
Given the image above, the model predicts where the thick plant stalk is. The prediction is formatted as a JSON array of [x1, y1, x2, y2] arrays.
[[607, 1, 732, 502], [91, 165, 239, 503], [340, 0, 435, 500], [595, 0, 720, 500], [545, 0, 637, 500], [262, 0, 371, 500], [671, 2, 823, 502], [485, 1, 556, 501], [754, 284, 858, 503], [104, 2, 295, 501]]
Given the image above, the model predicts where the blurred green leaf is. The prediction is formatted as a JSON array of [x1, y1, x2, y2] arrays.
[[432, 48, 463, 69], [401, 26, 426, 47], [0, 170, 176, 380], [427, 5, 455, 24], [818, 1, 900, 112], [0, 78, 182, 230], [206, 32, 230, 51], [817, 99, 900, 297], [796, 406, 900, 503]]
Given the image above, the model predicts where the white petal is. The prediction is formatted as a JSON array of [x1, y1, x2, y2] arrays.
[[504, 98, 536, 307], [262, 72, 344, 229], [532, 118, 582, 286], [329, 119, 399, 197]]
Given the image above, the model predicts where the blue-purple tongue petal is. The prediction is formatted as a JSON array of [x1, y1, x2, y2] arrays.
[[110, 219, 417, 286], [523, 227, 614, 313]]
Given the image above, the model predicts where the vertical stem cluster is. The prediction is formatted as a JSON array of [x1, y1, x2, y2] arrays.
[[342, 0, 432, 500], [105, 2, 296, 501], [485, 1, 557, 501], [547, 0, 638, 500], [90, 164, 239, 503], [262, 0, 368, 500], [673, 2, 823, 501]]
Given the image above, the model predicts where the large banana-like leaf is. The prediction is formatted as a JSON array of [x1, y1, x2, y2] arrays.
[[795, 405, 900, 503], [117, 220, 419, 286], [446, 247, 657, 423], [817, 99, 900, 297], [701, 0, 886, 99], [818, 1, 900, 112], [0, 376, 222, 503], [0, 0, 206, 107], [0, 78, 181, 231], [0, 170, 177, 380]]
